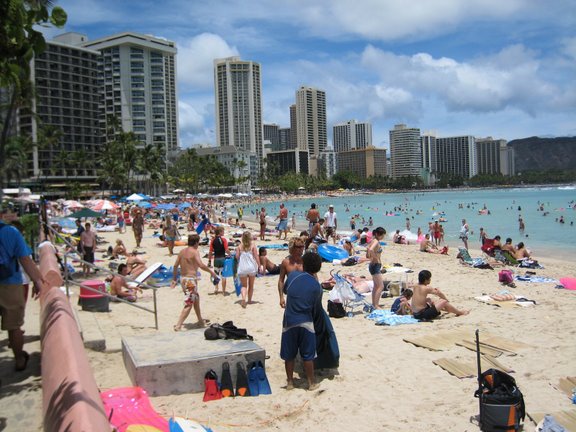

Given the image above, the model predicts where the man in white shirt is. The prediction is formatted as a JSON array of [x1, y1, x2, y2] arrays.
[[323, 205, 338, 243]]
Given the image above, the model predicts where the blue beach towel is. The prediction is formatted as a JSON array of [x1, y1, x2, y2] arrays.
[[366, 310, 420, 326], [514, 275, 558, 284]]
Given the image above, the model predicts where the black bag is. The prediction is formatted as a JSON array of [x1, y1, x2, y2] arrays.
[[475, 330, 525, 432], [327, 300, 346, 318], [204, 321, 254, 341]]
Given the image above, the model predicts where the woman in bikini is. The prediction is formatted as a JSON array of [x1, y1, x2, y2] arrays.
[[367, 227, 386, 309], [236, 231, 260, 308]]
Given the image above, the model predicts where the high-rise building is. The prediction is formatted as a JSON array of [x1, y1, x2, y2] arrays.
[[500, 144, 515, 176], [266, 149, 309, 175], [317, 149, 337, 178], [289, 104, 297, 150], [263, 123, 280, 151], [436, 136, 477, 179], [337, 146, 387, 179], [295, 86, 327, 175], [333, 120, 372, 153], [213, 56, 263, 172], [420, 133, 437, 173], [278, 127, 291, 151], [82, 32, 179, 159], [475, 137, 514, 176], [18, 33, 101, 183], [389, 124, 421, 179]]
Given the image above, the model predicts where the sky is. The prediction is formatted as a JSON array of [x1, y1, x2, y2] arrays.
[[48, 0, 576, 149]]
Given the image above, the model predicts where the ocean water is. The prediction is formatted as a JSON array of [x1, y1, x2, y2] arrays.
[[244, 186, 576, 258]]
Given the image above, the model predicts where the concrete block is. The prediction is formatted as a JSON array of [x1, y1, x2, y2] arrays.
[[122, 330, 266, 396]]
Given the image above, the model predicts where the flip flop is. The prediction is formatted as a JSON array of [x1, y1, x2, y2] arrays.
[[15, 351, 29, 372]]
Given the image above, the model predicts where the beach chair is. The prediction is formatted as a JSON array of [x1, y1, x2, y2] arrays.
[[457, 247, 475, 265], [329, 271, 373, 316]]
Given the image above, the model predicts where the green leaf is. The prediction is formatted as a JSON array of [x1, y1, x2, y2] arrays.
[[50, 7, 68, 27]]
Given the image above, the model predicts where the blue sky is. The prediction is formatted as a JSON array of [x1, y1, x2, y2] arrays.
[[50, 0, 576, 149]]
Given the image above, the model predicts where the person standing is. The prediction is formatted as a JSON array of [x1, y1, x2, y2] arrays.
[[171, 234, 219, 331], [275, 203, 289, 240], [0, 216, 48, 371], [306, 203, 320, 234], [259, 207, 267, 241], [277, 237, 305, 308], [280, 251, 323, 391], [323, 205, 338, 244], [163, 216, 177, 256], [132, 210, 145, 248], [459, 219, 469, 250], [80, 222, 96, 275], [236, 231, 260, 308], [367, 227, 387, 309], [208, 226, 230, 294]]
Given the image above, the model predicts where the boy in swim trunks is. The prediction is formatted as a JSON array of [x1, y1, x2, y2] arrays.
[[411, 270, 469, 320], [281, 251, 323, 391], [171, 234, 220, 331]]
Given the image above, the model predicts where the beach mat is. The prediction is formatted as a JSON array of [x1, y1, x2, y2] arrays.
[[530, 410, 576, 432], [474, 295, 536, 308], [403, 329, 471, 351], [554, 376, 576, 399], [404, 330, 532, 354], [433, 355, 513, 379]]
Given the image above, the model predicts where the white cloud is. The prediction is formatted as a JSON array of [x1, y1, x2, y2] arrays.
[[177, 33, 239, 90]]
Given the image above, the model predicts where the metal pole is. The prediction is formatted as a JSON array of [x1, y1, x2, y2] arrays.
[[153, 289, 158, 330], [64, 253, 70, 298]]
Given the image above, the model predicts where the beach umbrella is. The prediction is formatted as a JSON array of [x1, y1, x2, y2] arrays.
[[67, 208, 103, 219], [63, 200, 84, 209], [138, 201, 152, 208], [173, 189, 185, 193], [93, 199, 119, 211], [126, 193, 144, 201], [50, 217, 77, 230], [178, 202, 191, 210], [157, 203, 176, 210]]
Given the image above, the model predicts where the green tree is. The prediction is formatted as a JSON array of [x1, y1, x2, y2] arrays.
[[0, 0, 67, 188]]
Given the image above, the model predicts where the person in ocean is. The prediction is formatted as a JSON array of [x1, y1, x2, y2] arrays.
[[411, 270, 469, 320]]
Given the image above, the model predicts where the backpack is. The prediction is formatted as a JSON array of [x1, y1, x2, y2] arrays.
[[498, 270, 514, 284], [204, 321, 253, 341], [475, 368, 526, 431], [0, 224, 18, 280], [327, 300, 346, 318]]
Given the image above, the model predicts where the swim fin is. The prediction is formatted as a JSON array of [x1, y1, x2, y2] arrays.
[[256, 361, 272, 395], [203, 369, 222, 402], [248, 363, 260, 397], [235, 362, 250, 396], [220, 362, 234, 397]]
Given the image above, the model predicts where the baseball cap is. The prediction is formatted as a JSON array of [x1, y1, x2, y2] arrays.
[[329, 204, 334, 208]]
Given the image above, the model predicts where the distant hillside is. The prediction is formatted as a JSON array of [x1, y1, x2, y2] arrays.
[[509, 136, 576, 171]]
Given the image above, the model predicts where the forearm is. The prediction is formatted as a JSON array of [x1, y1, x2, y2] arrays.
[[19, 256, 44, 285]]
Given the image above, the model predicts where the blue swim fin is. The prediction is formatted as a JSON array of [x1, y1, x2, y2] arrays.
[[256, 361, 272, 395], [248, 363, 259, 396]]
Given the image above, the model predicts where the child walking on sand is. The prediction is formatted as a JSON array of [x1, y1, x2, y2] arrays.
[[236, 231, 260, 308]]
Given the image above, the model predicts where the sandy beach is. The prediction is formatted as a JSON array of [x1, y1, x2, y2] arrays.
[[2, 214, 575, 431]]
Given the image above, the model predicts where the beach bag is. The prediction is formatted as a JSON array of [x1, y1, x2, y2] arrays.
[[221, 257, 234, 278], [327, 300, 346, 318], [204, 321, 253, 341], [237, 250, 257, 275], [498, 270, 514, 284], [475, 369, 525, 431], [0, 224, 18, 280]]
